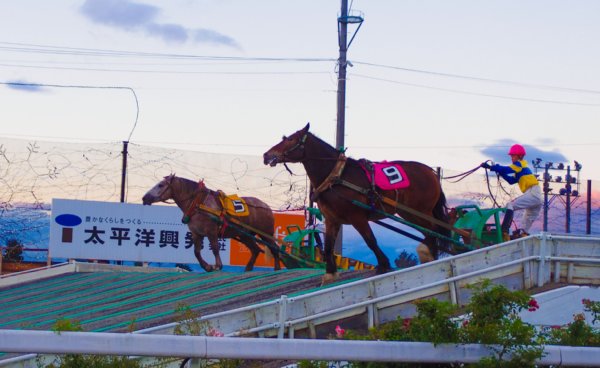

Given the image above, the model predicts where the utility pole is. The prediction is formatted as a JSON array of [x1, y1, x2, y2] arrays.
[[334, 0, 363, 254], [336, 0, 349, 152], [120, 141, 128, 203]]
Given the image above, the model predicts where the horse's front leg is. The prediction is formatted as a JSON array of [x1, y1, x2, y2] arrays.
[[353, 220, 392, 274], [321, 221, 341, 285], [192, 234, 214, 272], [207, 234, 223, 271]]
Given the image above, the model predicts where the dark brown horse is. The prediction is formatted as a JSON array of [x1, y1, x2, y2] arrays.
[[142, 175, 281, 272], [263, 123, 451, 283]]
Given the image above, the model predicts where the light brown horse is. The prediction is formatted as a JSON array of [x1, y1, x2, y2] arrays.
[[142, 175, 281, 272], [263, 123, 451, 283]]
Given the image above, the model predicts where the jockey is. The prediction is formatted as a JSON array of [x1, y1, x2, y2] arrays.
[[481, 144, 543, 237]]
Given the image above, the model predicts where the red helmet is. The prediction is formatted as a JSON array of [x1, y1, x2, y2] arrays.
[[508, 144, 526, 156]]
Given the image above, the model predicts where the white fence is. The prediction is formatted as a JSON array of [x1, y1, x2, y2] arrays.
[[2, 330, 600, 367], [1, 232, 599, 367]]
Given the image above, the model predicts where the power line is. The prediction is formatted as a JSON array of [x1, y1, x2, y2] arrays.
[[0, 62, 331, 75], [351, 73, 600, 107], [3, 41, 599, 106], [0, 81, 139, 141], [352, 61, 600, 95], [0, 41, 334, 62]]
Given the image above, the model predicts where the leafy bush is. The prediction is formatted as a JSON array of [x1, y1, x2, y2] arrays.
[[45, 318, 144, 368], [544, 298, 600, 347], [4, 238, 23, 262], [301, 280, 600, 368]]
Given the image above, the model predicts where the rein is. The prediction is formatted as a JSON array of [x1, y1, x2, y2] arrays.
[[442, 164, 483, 183]]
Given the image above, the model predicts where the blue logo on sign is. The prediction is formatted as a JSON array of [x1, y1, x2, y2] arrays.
[[55, 214, 82, 227]]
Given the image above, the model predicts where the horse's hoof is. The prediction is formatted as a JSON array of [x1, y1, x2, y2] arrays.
[[320, 273, 339, 286], [416, 244, 434, 264], [375, 266, 391, 275]]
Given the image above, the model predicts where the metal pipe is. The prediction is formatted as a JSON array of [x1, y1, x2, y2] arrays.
[[545, 256, 600, 263], [2, 330, 600, 366]]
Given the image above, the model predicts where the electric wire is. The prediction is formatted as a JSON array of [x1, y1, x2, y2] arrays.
[[0, 81, 139, 141], [351, 73, 600, 107]]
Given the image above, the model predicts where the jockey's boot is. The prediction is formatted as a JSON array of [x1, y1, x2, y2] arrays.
[[501, 209, 514, 233], [510, 229, 529, 240]]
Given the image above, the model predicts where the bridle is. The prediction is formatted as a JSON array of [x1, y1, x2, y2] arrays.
[[156, 175, 175, 202], [279, 132, 308, 161], [277, 132, 308, 175]]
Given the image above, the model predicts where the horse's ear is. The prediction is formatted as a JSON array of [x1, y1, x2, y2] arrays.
[[302, 122, 310, 133]]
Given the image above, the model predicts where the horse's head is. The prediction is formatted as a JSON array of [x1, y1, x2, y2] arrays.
[[263, 123, 310, 167], [142, 174, 175, 205]]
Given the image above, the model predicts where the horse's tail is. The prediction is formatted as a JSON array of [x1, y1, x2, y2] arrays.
[[432, 189, 453, 254]]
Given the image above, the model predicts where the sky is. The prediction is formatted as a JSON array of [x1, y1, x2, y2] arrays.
[[1, 0, 599, 181]]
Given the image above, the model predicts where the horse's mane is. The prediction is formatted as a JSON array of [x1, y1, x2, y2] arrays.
[[173, 176, 201, 193], [308, 131, 334, 149]]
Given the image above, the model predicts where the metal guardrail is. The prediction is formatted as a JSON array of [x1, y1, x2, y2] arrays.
[[2, 330, 600, 366], [1, 232, 599, 367], [134, 232, 600, 341]]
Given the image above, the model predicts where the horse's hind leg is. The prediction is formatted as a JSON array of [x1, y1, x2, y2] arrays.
[[260, 237, 281, 271], [322, 221, 341, 284], [192, 234, 214, 272], [353, 221, 392, 274], [240, 236, 261, 272]]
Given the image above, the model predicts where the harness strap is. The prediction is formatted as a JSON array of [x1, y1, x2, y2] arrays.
[[336, 179, 472, 239], [196, 203, 275, 245], [377, 195, 471, 239], [311, 154, 348, 201], [309, 153, 473, 240], [181, 180, 209, 224]]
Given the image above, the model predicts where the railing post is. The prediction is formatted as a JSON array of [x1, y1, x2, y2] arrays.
[[537, 233, 548, 287], [367, 281, 377, 328], [449, 260, 458, 305], [277, 295, 288, 339]]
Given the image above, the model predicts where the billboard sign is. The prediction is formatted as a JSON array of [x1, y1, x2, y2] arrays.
[[50, 199, 306, 267], [50, 199, 226, 264]]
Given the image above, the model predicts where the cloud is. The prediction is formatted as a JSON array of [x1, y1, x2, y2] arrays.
[[193, 29, 239, 48], [4, 81, 45, 93], [144, 23, 188, 43], [480, 139, 567, 165], [80, 0, 157, 29], [80, 0, 240, 48]]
